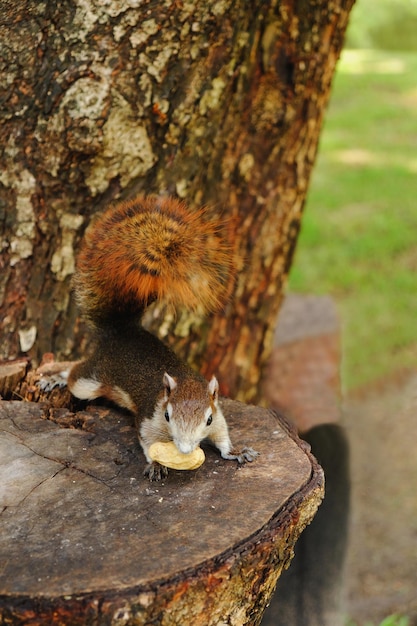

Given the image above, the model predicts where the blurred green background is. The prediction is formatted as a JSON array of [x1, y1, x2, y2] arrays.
[[289, 0, 417, 393]]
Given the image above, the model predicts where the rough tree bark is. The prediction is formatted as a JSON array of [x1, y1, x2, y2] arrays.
[[0, 0, 355, 402]]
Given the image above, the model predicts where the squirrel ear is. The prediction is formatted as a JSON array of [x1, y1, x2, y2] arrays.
[[208, 375, 219, 400], [163, 372, 177, 396]]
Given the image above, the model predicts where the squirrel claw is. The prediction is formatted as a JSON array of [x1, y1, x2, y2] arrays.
[[144, 461, 169, 482], [222, 447, 259, 464], [37, 374, 68, 392]]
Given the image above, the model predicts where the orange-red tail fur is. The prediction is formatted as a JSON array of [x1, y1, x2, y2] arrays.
[[74, 195, 235, 321]]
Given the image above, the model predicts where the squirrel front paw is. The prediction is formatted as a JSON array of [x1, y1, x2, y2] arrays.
[[144, 461, 169, 482], [222, 447, 259, 464]]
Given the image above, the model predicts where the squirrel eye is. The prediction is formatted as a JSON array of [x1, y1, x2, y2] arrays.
[[206, 414, 213, 426], [165, 410, 170, 422]]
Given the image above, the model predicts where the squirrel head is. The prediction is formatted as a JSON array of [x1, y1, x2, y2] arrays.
[[160, 372, 221, 454]]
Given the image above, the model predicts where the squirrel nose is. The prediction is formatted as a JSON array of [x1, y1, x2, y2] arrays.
[[177, 441, 194, 455]]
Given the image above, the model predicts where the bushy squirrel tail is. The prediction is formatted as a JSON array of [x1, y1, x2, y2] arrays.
[[73, 195, 235, 321]]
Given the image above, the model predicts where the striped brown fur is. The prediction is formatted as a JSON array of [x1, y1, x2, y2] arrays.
[[73, 195, 235, 320]]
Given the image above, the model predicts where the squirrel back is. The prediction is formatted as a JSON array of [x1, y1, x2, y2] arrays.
[[73, 195, 235, 321]]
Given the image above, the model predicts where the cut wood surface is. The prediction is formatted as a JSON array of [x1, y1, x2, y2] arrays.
[[0, 398, 323, 625]]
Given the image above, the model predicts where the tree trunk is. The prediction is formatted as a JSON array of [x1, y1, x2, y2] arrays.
[[0, 0, 355, 402]]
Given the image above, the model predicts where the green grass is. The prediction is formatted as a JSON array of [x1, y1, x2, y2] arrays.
[[289, 49, 417, 391], [346, 615, 410, 626], [345, 0, 417, 51]]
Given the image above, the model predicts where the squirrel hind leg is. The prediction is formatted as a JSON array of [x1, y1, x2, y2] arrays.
[[68, 374, 102, 401], [69, 369, 137, 413], [68, 360, 137, 411]]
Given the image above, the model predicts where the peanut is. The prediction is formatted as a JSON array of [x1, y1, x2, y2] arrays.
[[148, 441, 205, 470]]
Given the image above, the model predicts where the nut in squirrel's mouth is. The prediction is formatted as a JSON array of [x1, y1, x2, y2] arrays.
[[148, 441, 205, 471]]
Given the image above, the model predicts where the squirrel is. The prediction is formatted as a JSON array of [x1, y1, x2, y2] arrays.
[[67, 195, 259, 480]]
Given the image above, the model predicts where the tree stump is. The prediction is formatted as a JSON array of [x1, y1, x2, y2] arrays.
[[0, 397, 323, 625]]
